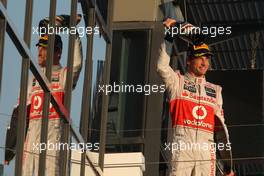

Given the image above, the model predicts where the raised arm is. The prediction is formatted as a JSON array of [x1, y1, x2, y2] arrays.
[[72, 35, 83, 89], [157, 18, 180, 99], [157, 41, 177, 87]]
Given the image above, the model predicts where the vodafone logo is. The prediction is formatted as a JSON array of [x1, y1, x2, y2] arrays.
[[192, 105, 207, 120], [33, 96, 42, 110], [33, 95, 53, 110]]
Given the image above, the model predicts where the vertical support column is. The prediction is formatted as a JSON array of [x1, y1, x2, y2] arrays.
[[98, 0, 114, 170], [14, 0, 33, 175], [79, 5, 95, 176], [144, 23, 164, 176], [61, 0, 77, 175], [38, 0, 56, 175], [0, 0, 7, 95]]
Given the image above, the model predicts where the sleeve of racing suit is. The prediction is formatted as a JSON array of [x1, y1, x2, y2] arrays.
[[72, 35, 83, 89], [215, 86, 233, 174], [215, 86, 224, 121], [4, 77, 32, 164], [62, 34, 83, 90], [4, 106, 19, 164], [157, 40, 180, 99]]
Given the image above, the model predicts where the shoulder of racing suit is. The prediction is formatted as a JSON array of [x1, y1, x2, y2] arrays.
[[31, 36, 83, 92], [157, 41, 226, 132], [157, 41, 224, 105], [29, 36, 82, 120]]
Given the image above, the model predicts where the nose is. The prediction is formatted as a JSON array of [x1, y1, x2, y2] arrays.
[[38, 46, 43, 52], [201, 58, 206, 65], [201, 57, 208, 65], [38, 46, 46, 56]]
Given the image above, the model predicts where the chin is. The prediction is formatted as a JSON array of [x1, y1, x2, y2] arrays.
[[196, 72, 206, 77], [199, 69, 208, 75], [38, 62, 45, 67]]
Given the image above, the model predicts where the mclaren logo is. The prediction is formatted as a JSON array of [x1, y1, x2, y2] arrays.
[[192, 105, 207, 120]]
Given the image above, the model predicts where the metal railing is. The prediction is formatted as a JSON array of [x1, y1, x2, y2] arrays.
[[0, 0, 6, 95], [0, 0, 113, 175]]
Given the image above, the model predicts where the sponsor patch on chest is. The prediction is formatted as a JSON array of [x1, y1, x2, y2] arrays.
[[205, 86, 216, 98], [32, 79, 37, 86], [184, 84, 197, 93], [52, 77, 59, 82]]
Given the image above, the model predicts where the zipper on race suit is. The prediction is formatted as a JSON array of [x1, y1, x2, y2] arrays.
[[194, 83, 201, 168], [195, 84, 201, 143]]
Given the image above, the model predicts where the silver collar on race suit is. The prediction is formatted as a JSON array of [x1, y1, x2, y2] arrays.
[[185, 72, 206, 85]]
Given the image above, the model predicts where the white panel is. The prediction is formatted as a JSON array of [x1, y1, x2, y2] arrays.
[[70, 151, 145, 176]]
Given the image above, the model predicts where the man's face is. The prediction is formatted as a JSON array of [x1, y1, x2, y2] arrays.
[[187, 56, 210, 77], [38, 46, 61, 67], [38, 46, 47, 67]]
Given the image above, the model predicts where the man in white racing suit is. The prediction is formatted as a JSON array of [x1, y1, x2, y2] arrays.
[[20, 32, 82, 175], [157, 19, 234, 176]]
